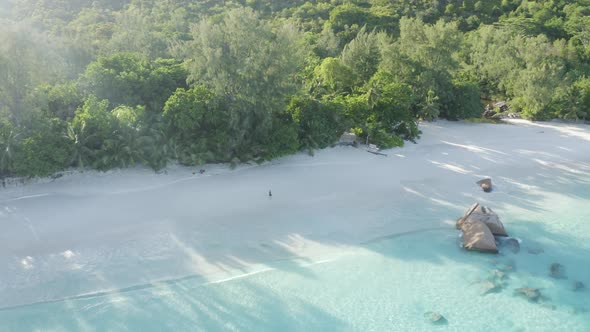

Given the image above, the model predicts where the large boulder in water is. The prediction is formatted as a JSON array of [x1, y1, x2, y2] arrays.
[[457, 204, 508, 237], [456, 203, 480, 229], [461, 219, 498, 253]]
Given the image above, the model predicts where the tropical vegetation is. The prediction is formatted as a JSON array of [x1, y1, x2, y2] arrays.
[[0, 0, 589, 177]]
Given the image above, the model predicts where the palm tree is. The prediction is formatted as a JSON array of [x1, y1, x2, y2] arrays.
[[137, 125, 169, 171], [98, 127, 143, 169], [65, 122, 96, 168], [0, 128, 20, 175]]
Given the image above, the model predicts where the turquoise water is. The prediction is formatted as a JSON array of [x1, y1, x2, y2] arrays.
[[1, 175, 590, 331]]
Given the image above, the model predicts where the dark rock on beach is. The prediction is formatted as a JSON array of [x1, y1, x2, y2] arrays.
[[476, 178, 493, 193]]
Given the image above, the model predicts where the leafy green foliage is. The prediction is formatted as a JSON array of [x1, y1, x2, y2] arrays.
[[175, 7, 306, 160], [0, 120, 19, 176], [13, 117, 72, 177], [448, 80, 483, 120], [81, 53, 187, 112], [312, 57, 355, 95], [3, 0, 590, 177], [341, 27, 383, 85], [163, 87, 231, 165], [288, 95, 345, 150]]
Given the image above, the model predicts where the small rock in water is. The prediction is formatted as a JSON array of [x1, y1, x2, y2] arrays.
[[527, 248, 544, 255], [476, 178, 493, 193], [424, 311, 448, 325], [480, 280, 502, 296], [573, 281, 585, 292], [540, 303, 556, 310], [569, 306, 588, 315], [494, 260, 516, 272], [514, 288, 542, 302], [501, 238, 520, 254], [549, 263, 566, 279], [489, 269, 506, 280]]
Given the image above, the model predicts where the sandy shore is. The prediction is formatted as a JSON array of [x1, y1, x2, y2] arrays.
[[2, 119, 590, 308]]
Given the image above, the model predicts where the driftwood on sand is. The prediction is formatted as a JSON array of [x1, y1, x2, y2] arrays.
[[367, 144, 387, 156]]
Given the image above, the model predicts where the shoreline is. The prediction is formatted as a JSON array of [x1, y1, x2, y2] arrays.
[[2, 119, 590, 308]]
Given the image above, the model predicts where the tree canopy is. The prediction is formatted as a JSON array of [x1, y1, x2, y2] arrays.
[[1, 0, 590, 177]]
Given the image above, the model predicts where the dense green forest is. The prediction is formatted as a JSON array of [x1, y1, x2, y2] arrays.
[[1, 0, 590, 177]]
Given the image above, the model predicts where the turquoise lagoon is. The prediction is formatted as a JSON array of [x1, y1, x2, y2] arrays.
[[1, 170, 589, 331]]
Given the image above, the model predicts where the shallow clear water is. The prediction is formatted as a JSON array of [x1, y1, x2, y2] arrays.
[[1, 173, 590, 331]]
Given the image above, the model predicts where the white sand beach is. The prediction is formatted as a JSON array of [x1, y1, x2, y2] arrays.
[[2, 119, 590, 309]]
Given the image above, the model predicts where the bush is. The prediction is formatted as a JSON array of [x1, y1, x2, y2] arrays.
[[13, 118, 72, 177], [259, 113, 300, 160], [163, 87, 231, 165], [288, 95, 346, 150], [446, 80, 484, 120]]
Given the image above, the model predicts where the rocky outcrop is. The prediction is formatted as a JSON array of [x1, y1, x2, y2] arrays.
[[461, 219, 498, 253], [338, 132, 357, 146], [471, 205, 507, 236], [458, 203, 508, 237], [494, 101, 509, 113], [483, 105, 496, 119], [456, 203, 479, 229]]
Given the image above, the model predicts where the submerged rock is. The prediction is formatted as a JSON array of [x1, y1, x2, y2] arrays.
[[549, 263, 566, 279], [527, 248, 544, 255], [491, 258, 517, 273], [489, 269, 506, 280], [500, 237, 520, 254], [480, 280, 502, 296], [424, 311, 448, 325], [514, 287, 542, 302], [573, 281, 585, 292], [569, 306, 588, 315]]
